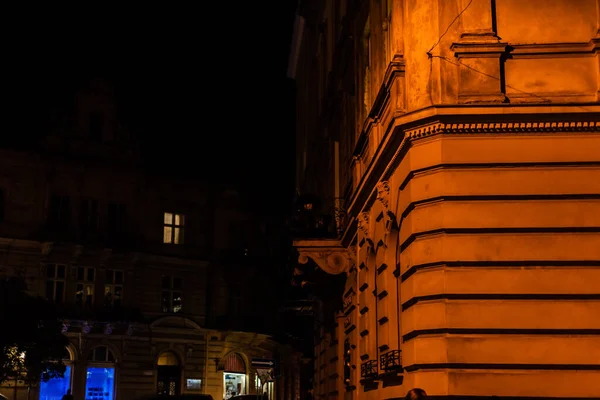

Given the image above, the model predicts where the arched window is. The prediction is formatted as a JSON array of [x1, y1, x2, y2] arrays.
[[86, 346, 116, 400], [39, 346, 74, 400], [87, 346, 115, 362], [157, 351, 181, 396], [158, 351, 179, 366], [223, 352, 245, 373], [223, 353, 246, 399]]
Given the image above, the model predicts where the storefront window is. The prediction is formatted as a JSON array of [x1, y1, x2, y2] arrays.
[[223, 353, 246, 400], [85, 346, 116, 400], [224, 373, 246, 399], [85, 367, 115, 400], [39, 365, 71, 400]]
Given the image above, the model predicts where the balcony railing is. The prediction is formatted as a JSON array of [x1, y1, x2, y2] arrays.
[[379, 349, 402, 372], [360, 360, 378, 379], [290, 195, 347, 239]]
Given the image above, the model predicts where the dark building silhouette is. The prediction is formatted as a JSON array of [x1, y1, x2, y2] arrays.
[[0, 79, 301, 400]]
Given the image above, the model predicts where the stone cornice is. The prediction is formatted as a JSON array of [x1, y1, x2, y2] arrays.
[[452, 38, 600, 59], [345, 107, 600, 220], [407, 120, 600, 139], [293, 239, 355, 275]]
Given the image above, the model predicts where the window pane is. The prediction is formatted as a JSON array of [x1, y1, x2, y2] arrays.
[[104, 285, 113, 306], [175, 214, 183, 226], [47, 264, 55, 278], [85, 285, 94, 307], [87, 268, 95, 282], [114, 270, 123, 284], [174, 227, 180, 244], [164, 212, 173, 225], [77, 266, 85, 281], [39, 365, 71, 400], [106, 269, 114, 284], [161, 291, 170, 312], [55, 281, 64, 303], [46, 281, 54, 300], [76, 284, 84, 306], [172, 292, 182, 313], [95, 346, 107, 362], [56, 265, 66, 279], [163, 227, 172, 243], [162, 276, 171, 289], [85, 366, 115, 400], [114, 286, 122, 307], [172, 277, 182, 290]]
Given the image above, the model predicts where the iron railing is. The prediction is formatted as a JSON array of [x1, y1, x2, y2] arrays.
[[379, 350, 402, 372]]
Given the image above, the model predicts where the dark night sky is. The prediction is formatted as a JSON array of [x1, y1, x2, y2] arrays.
[[5, 4, 298, 205]]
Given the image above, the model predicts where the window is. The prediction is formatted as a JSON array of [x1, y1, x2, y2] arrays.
[[89, 112, 104, 141], [163, 212, 184, 244], [161, 276, 183, 313], [75, 266, 95, 308], [104, 269, 123, 307], [88, 346, 115, 363], [80, 198, 99, 233], [46, 264, 66, 303], [86, 346, 116, 400], [344, 339, 352, 384], [108, 202, 127, 235], [48, 194, 71, 230]]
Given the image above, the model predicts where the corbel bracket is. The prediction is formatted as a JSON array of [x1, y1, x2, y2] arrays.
[[293, 239, 355, 275]]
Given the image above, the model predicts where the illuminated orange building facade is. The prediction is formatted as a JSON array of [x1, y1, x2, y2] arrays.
[[289, 0, 600, 398]]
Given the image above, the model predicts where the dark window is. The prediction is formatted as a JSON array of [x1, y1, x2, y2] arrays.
[[87, 346, 115, 362], [161, 276, 183, 313], [80, 198, 99, 234], [108, 202, 127, 235], [344, 339, 351, 384], [46, 263, 67, 304], [104, 269, 123, 308], [48, 194, 71, 231], [75, 266, 95, 308], [89, 112, 104, 141]]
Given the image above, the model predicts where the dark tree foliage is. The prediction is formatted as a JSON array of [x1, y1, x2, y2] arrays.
[[0, 277, 69, 386]]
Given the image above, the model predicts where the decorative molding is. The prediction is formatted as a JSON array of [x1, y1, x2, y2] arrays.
[[459, 30, 500, 43], [62, 321, 70, 333], [82, 321, 93, 334], [407, 121, 600, 140], [41, 242, 54, 257], [104, 324, 113, 335], [294, 239, 355, 275], [72, 245, 83, 263], [357, 211, 370, 236], [451, 41, 508, 58], [100, 248, 112, 267], [376, 181, 390, 209]]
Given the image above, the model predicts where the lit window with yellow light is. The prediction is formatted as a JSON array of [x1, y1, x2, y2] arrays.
[[163, 212, 184, 244]]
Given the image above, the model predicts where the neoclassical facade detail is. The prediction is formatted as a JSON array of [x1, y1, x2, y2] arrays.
[[357, 211, 370, 237], [294, 239, 355, 275], [376, 181, 390, 209], [290, 0, 600, 398]]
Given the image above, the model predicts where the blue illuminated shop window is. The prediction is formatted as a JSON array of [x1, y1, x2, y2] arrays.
[[85, 367, 115, 400], [39, 365, 71, 400]]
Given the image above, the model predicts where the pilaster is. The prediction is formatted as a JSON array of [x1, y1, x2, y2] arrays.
[[451, 0, 507, 104]]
